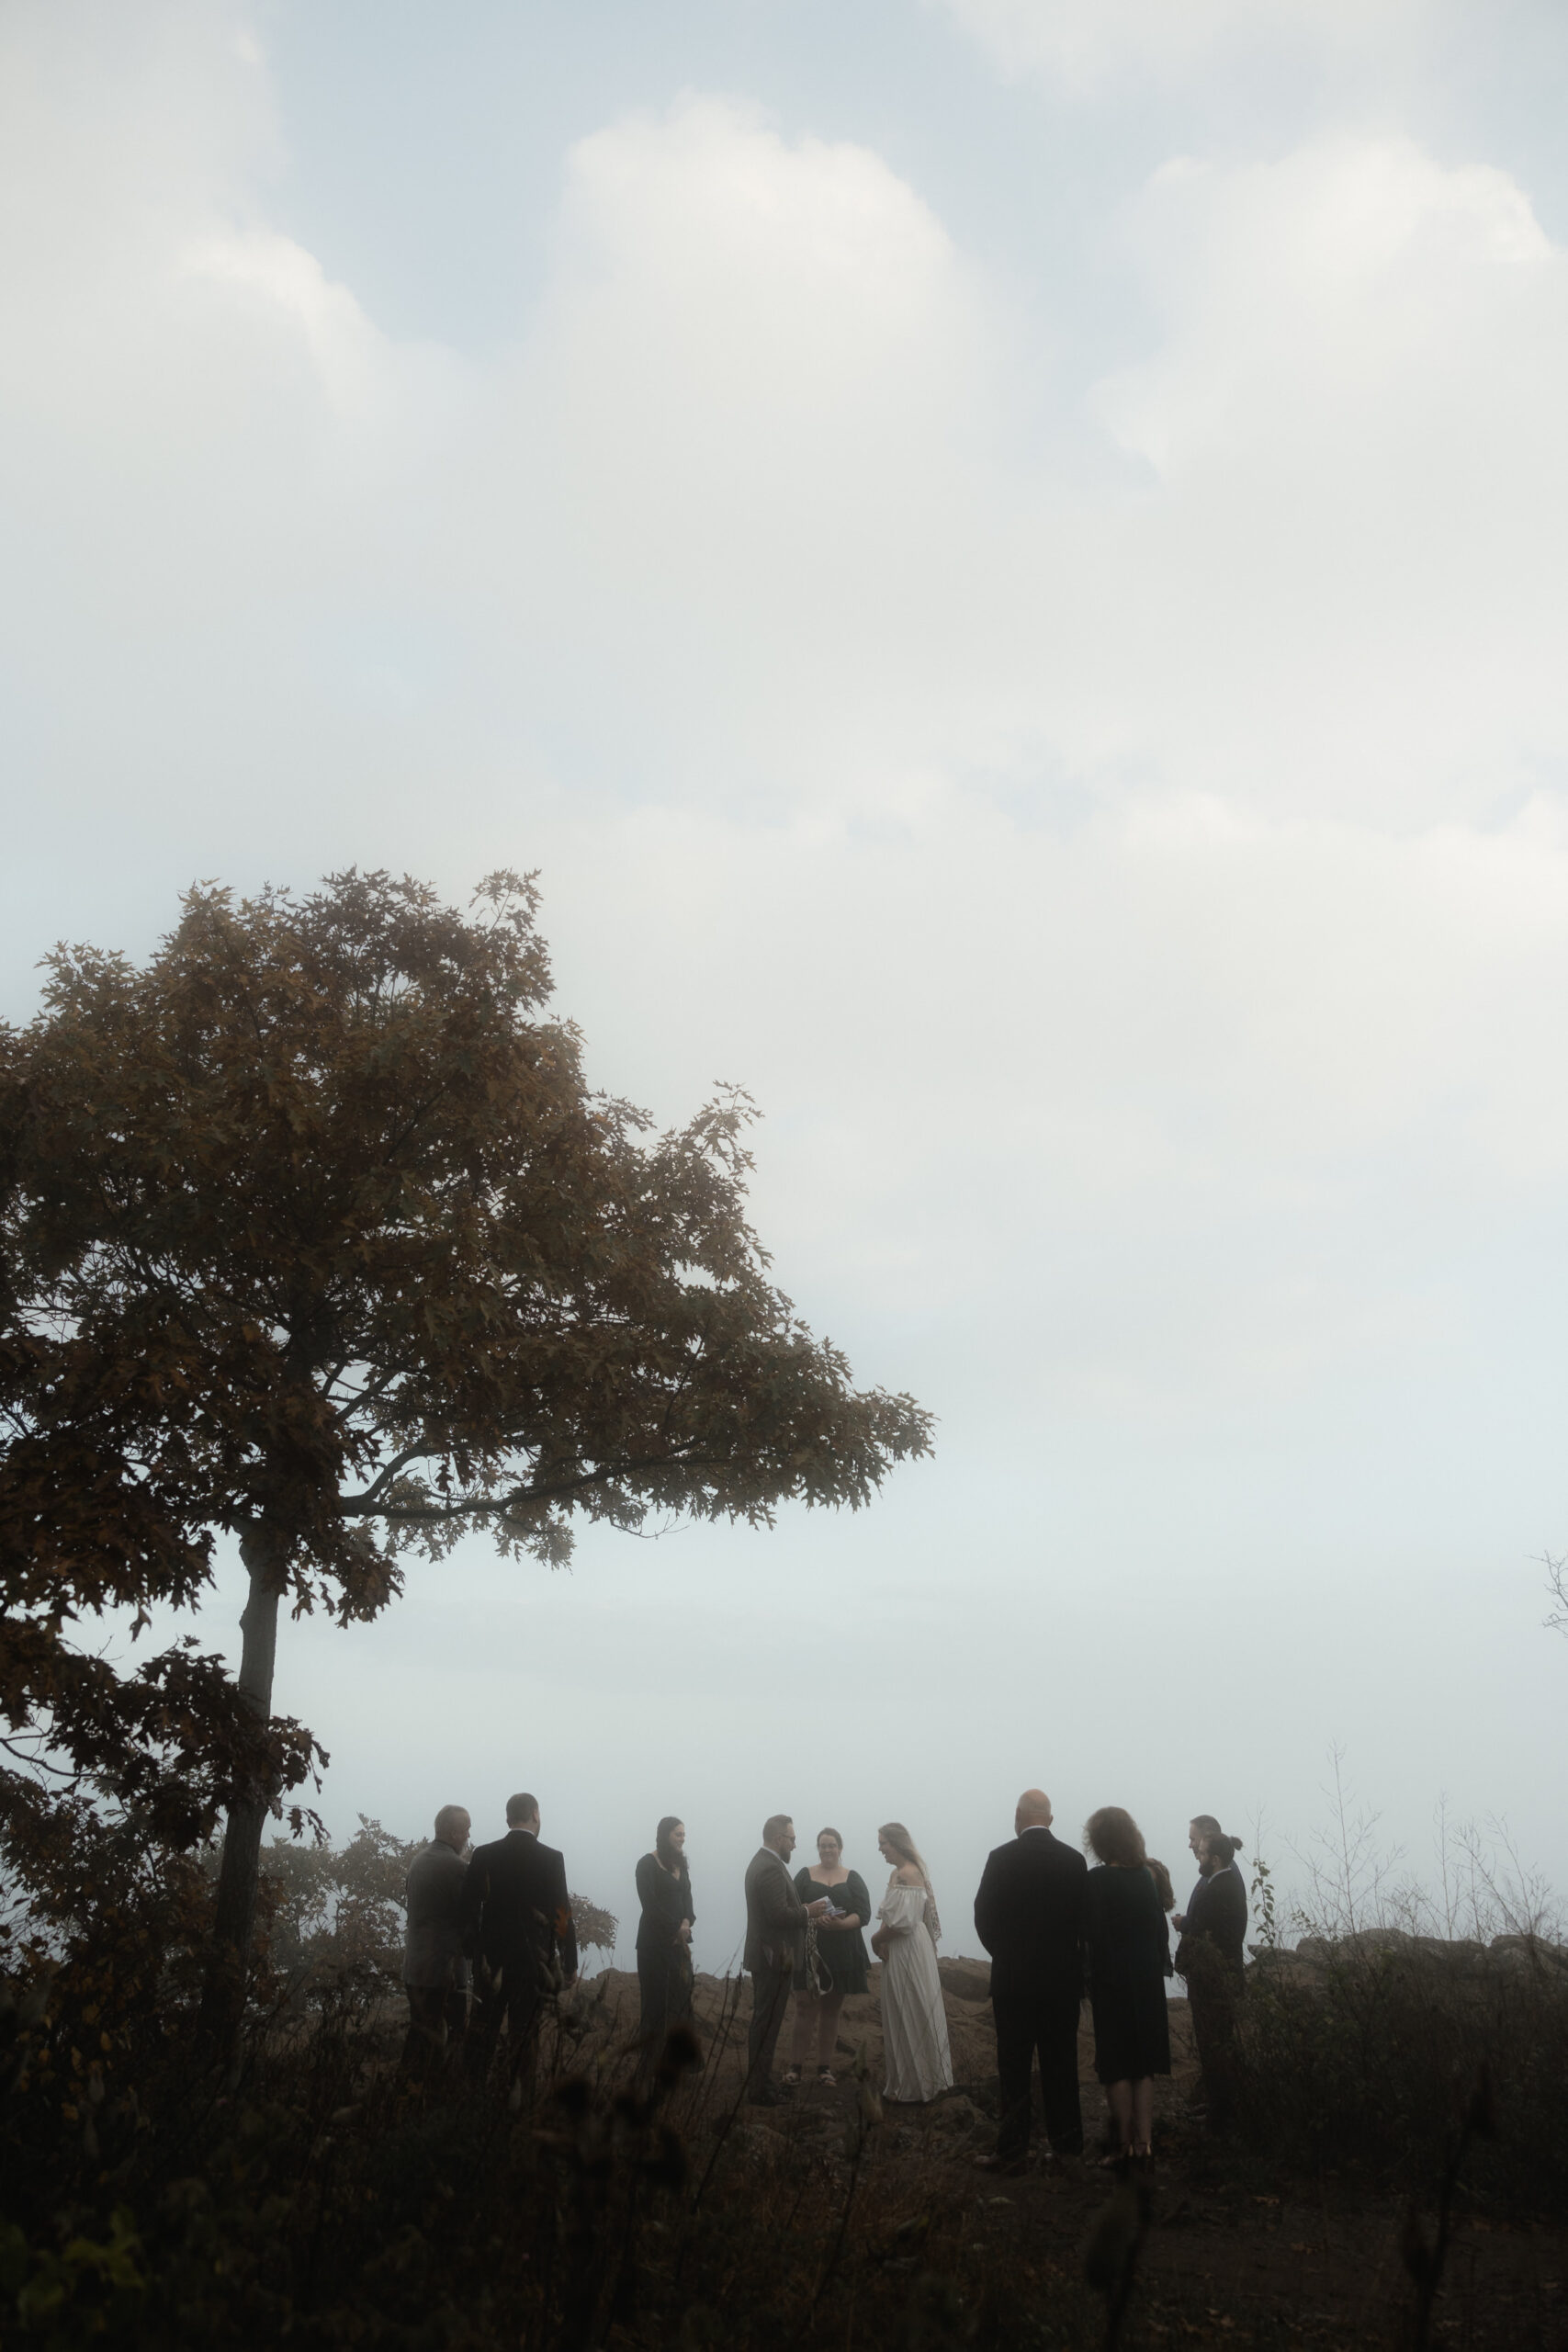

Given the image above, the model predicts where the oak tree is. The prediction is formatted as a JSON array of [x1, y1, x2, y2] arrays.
[[0, 871, 931, 2041]]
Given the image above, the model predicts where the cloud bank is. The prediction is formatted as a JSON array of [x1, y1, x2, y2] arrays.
[[4, 0, 1566, 1950]]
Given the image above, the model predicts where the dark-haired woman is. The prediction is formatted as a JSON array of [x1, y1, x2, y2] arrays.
[[1082, 1805, 1172, 2165], [1174, 1830, 1247, 2129], [785, 1827, 871, 2087], [635, 1817, 695, 2082]]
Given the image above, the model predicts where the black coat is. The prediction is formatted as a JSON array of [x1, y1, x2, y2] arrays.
[[1175, 1863, 1247, 1987], [460, 1827, 578, 1984], [635, 1852, 694, 1955], [973, 1827, 1088, 2003]]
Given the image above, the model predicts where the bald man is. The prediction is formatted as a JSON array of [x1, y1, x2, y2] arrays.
[[973, 1790, 1088, 2173]]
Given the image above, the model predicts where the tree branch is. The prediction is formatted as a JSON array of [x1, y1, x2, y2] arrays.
[[336, 1446, 735, 1521]]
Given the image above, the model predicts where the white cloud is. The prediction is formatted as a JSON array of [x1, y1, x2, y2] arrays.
[[433, 107, 1568, 852], [443, 94, 1015, 808], [931, 0, 1426, 90], [7, 43, 1568, 1226], [1077, 135, 1568, 822], [0, 0, 468, 653]]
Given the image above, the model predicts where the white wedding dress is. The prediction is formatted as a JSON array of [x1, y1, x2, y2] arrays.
[[877, 1880, 953, 2103]]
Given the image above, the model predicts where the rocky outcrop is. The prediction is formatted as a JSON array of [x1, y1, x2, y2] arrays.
[[1246, 1930, 1568, 1982]]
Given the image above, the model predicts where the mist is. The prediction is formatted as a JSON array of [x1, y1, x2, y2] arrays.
[[4, 0, 1567, 1982]]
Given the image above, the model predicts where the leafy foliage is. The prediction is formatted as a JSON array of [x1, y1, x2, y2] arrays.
[[570, 1894, 618, 1954], [0, 867, 931, 1997]]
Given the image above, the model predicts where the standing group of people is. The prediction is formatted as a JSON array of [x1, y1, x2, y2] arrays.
[[972, 1796, 1249, 2165], [400, 1792, 579, 2092], [738, 1817, 953, 2106], [400, 1784, 1250, 2166]]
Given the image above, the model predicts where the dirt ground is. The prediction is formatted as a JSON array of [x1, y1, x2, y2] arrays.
[[556, 1958, 1568, 2349]]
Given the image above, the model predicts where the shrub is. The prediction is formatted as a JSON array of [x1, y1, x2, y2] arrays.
[[1235, 1934, 1568, 2207]]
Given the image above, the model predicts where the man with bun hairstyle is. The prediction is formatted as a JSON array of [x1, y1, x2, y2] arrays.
[[1178, 1815, 1223, 1929], [1174, 1819, 1247, 2128]]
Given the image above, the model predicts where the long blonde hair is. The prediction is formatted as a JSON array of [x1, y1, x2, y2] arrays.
[[879, 1820, 942, 1942], [878, 1821, 929, 1882]]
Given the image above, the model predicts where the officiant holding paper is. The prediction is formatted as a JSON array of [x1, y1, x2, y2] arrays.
[[787, 1826, 873, 2089]]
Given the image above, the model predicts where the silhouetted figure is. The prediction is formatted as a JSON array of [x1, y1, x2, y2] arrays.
[[1083, 1805, 1172, 2165], [635, 1815, 694, 2084], [1174, 1827, 1247, 2129], [743, 1815, 828, 2104], [401, 1803, 472, 2075], [973, 1788, 1088, 2172], [461, 1792, 578, 2096]]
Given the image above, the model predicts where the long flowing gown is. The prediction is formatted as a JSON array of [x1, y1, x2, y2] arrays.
[[876, 1881, 953, 2103]]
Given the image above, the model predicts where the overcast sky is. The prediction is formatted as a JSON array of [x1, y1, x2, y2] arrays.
[[4, 0, 1567, 1971]]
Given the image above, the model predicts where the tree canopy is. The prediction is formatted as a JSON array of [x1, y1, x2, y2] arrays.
[[0, 869, 931, 2015]]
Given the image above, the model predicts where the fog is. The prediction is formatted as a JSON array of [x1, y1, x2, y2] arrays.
[[3, 0, 1566, 1973]]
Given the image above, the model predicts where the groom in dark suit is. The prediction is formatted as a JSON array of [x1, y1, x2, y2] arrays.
[[973, 1788, 1087, 2172], [461, 1791, 578, 2091], [742, 1814, 829, 2104]]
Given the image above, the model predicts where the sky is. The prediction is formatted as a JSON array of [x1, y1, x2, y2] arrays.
[[3, 0, 1567, 1973]]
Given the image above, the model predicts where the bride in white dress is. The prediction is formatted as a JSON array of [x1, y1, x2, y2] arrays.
[[871, 1822, 953, 2104]]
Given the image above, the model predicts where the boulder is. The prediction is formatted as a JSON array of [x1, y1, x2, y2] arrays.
[[1487, 1934, 1568, 1973], [939, 1958, 993, 2005], [1341, 1928, 1416, 1956]]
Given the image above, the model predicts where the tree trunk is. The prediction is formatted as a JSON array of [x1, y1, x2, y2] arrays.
[[197, 1526, 285, 2060]]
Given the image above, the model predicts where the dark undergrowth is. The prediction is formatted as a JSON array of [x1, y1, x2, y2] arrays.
[[4, 1939, 1568, 2348], [1233, 1939, 1568, 2209], [0, 1983, 1100, 2351]]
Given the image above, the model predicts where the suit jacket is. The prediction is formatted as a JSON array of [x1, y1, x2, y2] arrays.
[[1175, 1862, 1247, 1986], [403, 1837, 472, 1990], [743, 1846, 807, 1976], [460, 1827, 578, 1985], [973, 1826, 1088, 2005]]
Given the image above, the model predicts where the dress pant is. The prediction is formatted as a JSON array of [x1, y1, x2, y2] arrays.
[[745, 1962, 792, 2098], [400, 1984, 468, 2075], [636, 1945, 694, 2086], [1185, 1947, 1242, 2129], [468, 1959, 543, 2098], [993, 1982, 1084, 2159]]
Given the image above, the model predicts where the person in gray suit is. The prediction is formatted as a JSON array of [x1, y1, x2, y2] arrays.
[[744, 1814, 829, 2104], [401, 1804, 471, 2075]]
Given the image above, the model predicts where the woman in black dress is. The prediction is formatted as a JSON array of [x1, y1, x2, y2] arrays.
[[634, 1816, 694, 2081], [1173, 1829, 1247, 2128], [1082, 1805, 1172, 2165], [786, 1827, 872, 2088]]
